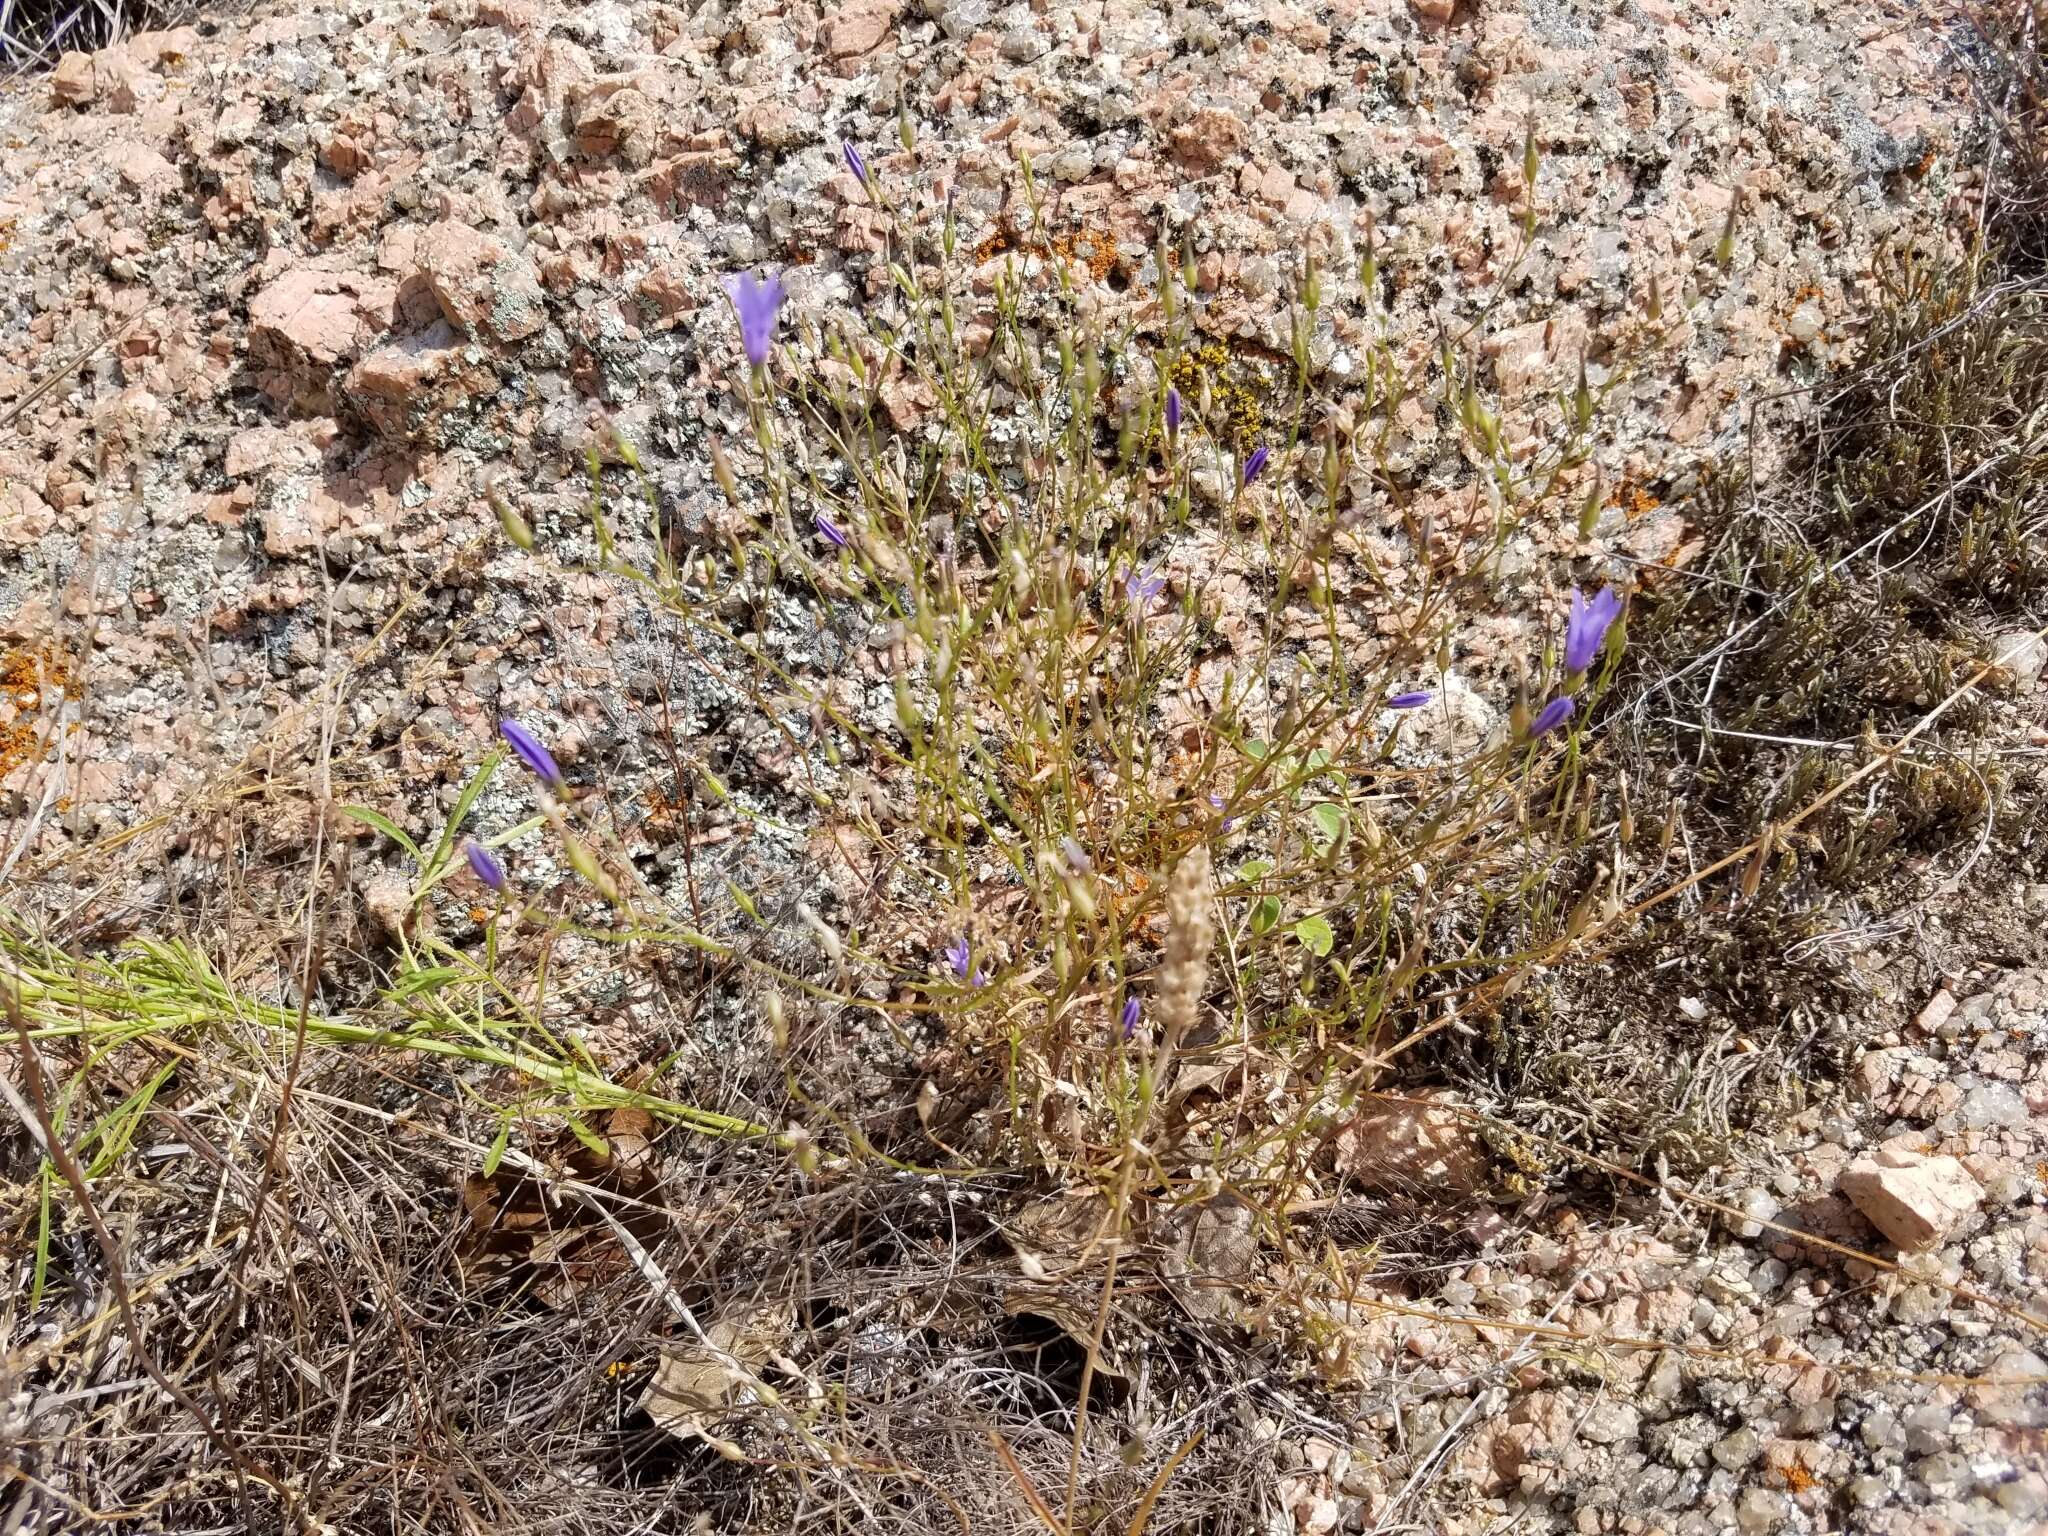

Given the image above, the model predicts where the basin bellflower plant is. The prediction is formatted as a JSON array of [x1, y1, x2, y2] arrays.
[[1562, 586, 1623, 677], [1388, 690, 1434, 710], [944, 934, 972, 982], [723, 271, 785, 369], [1242, 445, 1270, 485], [842, 139, 868, 184], [815, 512, 850, 550], [1164, 386, 1182, 437], [499, 719, 565, 792], [1120, 996, 1142, 1041]]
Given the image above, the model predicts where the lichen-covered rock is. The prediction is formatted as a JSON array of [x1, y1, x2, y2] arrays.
[[417, 221, 548, 344], [343, 323, 498, 445]]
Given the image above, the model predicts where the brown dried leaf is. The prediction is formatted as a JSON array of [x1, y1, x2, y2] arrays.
[[1330, 1089, 1492, 1196], [1002, 1286, 1129, 1380], [1156, 1194, 1260, 1324], [640, 1302, 793, 1435]]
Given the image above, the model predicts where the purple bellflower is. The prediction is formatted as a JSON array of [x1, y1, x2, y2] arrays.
[[1120, 996, 1142, 1040], [944, 934, 973, 982], [1208, 792, 1238, 832], [1563, 585, 1623, 677], [1164, 386, 1182, 436], [1242, 445, 1270, 485], [842, 139, 868, 184], [1388, 690, 1435, 710], [723, 270, 786, 369], [1529, 695, 1576, 738], [464, 839, 507, 892], [1125, 563, 1166, 610], [815, 512, 850, 550], [498, 719, 565, 792]]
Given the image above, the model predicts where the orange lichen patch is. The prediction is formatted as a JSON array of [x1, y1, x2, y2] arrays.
[[1044, 229, 1116, 284], [0, 642, 77, 780], [0, 219, 14, 256], [974, 224, 1120, 285], [1778, 1462, 1820, 1495], [1605, 481, 1662, 520]]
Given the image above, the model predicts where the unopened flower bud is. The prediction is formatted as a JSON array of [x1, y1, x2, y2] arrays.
[[489, 487, 535, 551], [709, 436, 741, 506]]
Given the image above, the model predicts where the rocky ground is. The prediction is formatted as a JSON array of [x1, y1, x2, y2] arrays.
[[2, 0, 2044, 1531]]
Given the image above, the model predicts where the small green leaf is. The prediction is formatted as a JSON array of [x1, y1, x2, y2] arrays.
[[1310, 802, 1346, 848], [1237, 859, 1275, 883], [561, 1114, 610, 1159], [423, 747, 505, 885], [1251, 895, 1282, 935], [338, 805, 424, 867], [1293, 915, 1334, 957], [1243, 739, 1270, 760], [482, 1119, 512, 1177]]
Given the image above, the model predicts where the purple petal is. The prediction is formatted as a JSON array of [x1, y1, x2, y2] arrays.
[[724, 270, 786, 368], [1243, 445, 1270, 485], [944, 935, 972, 982], [1164, 386, 1181, 434], [464, 839, 507, 892], [815, 512, 850, 550], [1562, 584, 1623, 676], [1529, 695, 1577, 738], [1387, 690, 1434, 710], [498, 719, 565, 791], [842, 139, 868, 184], [1120, 996, 1142, 1040]]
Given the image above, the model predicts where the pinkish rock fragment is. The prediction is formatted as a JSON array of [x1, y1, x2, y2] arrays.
[[822, 0, 902, 59], [1, 484, 57, 550], [417, 221, 547, 343], [1839, 1149, 1983, 1253], [1169, 107, 1248, 178], [343, 324, 497, 445], [248, 269, 398, 413], [51, 51, 101, 106], [571, 82, 658, 166]]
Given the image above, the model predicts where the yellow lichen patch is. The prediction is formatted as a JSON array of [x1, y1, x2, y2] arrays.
[[1166, 341, 1272, 450]]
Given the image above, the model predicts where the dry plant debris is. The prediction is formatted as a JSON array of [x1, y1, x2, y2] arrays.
[[2, 0, 2047, 1532]]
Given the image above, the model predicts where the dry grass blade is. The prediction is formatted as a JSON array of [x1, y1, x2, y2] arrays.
[[1123, 1429, 1205, 1536], [988, 1429, 1073, 1536]]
